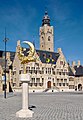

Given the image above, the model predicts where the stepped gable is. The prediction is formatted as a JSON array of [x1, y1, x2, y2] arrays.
[[10, 51, 15, 62], [0, 50, 15, 70]]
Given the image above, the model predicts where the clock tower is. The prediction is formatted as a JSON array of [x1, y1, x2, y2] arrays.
[[39, 11, 54, 52]]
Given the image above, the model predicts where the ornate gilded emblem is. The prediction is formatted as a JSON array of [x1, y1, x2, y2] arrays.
[[17, 41, 36, 64]]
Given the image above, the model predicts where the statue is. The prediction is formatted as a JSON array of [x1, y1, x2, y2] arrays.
[[17, 41, 36, 64], [16, 41, 35, 118]]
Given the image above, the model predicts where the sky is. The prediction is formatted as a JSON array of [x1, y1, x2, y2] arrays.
[[0, 0, 83, 65]]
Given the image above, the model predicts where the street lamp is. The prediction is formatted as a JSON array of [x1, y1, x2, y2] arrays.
[[3, 28, 9, 98]]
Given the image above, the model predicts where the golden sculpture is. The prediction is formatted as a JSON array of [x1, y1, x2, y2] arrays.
[[17, 41, 36, 64]]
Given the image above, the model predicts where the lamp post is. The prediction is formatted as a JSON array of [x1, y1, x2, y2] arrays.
[[3, 28, 9, 98]]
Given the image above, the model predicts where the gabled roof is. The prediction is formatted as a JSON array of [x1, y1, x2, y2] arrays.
[[36, 49, 59, 64], [68, 66, 74, 76], [1, 49, 59, 65], [0, 50, 15, 62], [36, 50, 59, 64], [22, 48, 60, 64], [74, 65, 83, 77]]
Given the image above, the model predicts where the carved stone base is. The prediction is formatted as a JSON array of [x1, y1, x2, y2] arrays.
[[16, 109, 34, 118]]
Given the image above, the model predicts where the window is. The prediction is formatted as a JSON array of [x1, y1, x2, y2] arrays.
[[42, 78, 44, 83], [69, 78, 74, 81], [48, 54, 52, 59], [53, 83, 55, 86], [64, 79, 67, 83], [36, 78, 40, 83], [42, 36, 44, 40], [63, 72, 65, 75], [48, 36, 50, 41], [59, 72, 61, 75], [19, 70, 21, 74], [57, 79, 59, 83], [43, 53, 46, 58], [63, 83, 65, 86], [60, 61, 63, 65], [61, 79, 63, 83], [69, 85, 74, 89], [31, 78, 35, 83], [59, 83, 61, 86]]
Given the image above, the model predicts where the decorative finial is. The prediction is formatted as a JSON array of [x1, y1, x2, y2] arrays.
[[45, 10, 48, 15]]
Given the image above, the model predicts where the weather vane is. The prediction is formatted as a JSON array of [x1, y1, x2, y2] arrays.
[[17, 41, 36, 73]]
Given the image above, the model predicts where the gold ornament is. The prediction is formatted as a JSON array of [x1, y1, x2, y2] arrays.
[[17, 41, 36, 64]]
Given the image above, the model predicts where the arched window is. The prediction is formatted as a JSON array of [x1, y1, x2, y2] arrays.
[[42, 36, 44, 41], [48, 36, 50, 41]]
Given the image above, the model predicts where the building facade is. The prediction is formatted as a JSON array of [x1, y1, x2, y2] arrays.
[[0, 11, 83, 92]]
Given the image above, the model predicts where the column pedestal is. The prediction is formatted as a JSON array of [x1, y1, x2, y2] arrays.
[[16, 74, 34, 118]]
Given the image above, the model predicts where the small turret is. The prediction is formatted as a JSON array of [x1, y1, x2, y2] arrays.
[[42, 11, 50, 26]]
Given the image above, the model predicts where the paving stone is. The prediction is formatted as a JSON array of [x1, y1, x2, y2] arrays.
[[0, 92, 83, 120]]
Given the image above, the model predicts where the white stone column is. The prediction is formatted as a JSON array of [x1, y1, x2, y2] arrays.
[[16, 74, 34, 118], [22, 82, 28, 110]]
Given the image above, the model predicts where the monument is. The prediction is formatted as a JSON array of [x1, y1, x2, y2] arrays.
[[16, 41, 36, 118]]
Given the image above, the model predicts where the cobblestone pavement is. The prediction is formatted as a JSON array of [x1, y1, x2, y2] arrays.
[[0, 92, 83, 120]]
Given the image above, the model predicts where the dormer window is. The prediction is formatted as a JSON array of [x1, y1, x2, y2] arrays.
[[43, 53, 46, 58]]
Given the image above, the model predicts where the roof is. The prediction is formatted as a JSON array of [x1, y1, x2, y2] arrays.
[[74, 65, 83, 77], [42, 11, 50, 26], [0, 50, 3, 57], [23, 48, 60, 64], [36, 49, 59, 64], [0, 50, 15, 62], [68, 66, 74, 76]]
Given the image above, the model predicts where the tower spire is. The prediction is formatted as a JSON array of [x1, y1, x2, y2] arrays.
[[42, 11, 50, 26]]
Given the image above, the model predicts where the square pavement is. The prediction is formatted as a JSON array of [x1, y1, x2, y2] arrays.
[[0, 92, 83, 120]]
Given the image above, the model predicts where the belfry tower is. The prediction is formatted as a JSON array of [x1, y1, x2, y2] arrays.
[[39, 11, 54, 52]]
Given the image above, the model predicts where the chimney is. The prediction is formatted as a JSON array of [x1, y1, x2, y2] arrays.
[[72, 61, 76, 67], [77, 60, 80, 66]]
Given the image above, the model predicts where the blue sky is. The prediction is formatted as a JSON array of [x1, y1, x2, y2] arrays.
[[0, 0, 83, 65]]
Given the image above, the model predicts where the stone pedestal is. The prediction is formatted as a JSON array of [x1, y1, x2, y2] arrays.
[[16, 74, 34, 118]]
